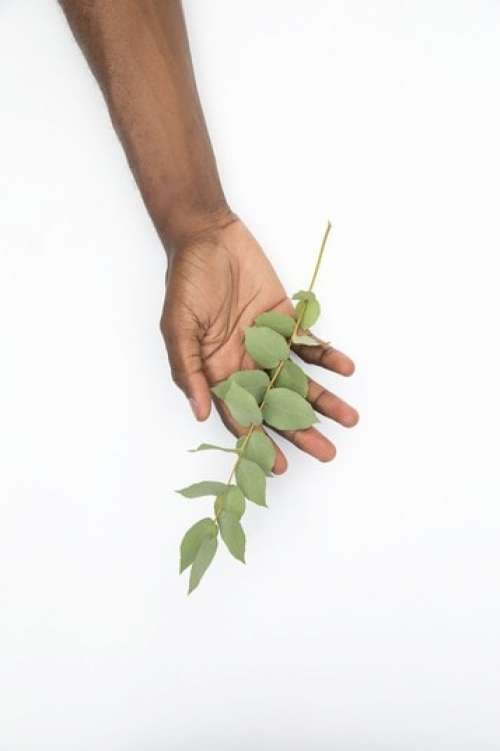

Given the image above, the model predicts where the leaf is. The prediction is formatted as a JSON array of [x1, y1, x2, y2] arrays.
[[244, 326, 289, 369], [219, 511, 246, 563], [214, 495, 224, 518], [177, 481, 229, 499], [274, 359, 309, 397], [237, 431, 275, 474], [188, 535, 218, 594], [215, 486, 245, 520], [224, 486, 246, 519], [292, 333, 320, 347], [292, 290, 317, 302], [211, 380, 230, 399], [189, 443, 237, 454], [235, 457, 267, 506], [262, 388, 318, 430], [212, 370, 270, 403], [231, 370, 270, 402], [295, 297, 320, 329], [255, 311, 295, 338], [180, 518, 218, 573], [223, 381, 262, 427]]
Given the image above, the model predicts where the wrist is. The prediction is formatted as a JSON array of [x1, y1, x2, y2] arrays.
[[155, 202, 238, 257], [119, 122, 233, 254]]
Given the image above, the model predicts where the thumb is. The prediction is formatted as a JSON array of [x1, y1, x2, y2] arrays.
[[161, 317, 212, 422]]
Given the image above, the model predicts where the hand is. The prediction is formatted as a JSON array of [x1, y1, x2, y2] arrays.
[[160, 215, 358, 473]]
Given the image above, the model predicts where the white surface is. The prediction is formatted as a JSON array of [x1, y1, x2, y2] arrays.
[[1, 1, 499, 748]]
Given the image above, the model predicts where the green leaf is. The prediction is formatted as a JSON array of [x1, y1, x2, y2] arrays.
[[292, 333, 320, 347], [180, 518, 218, 573], [189, 443, 237, 454], [235, 457, 267, 506], [211, 380, 230, 399], [176, 481, 229, 499], [237, 431, 275, 474], [292, 290, 317, 302], [273, 359, 309, 397], [223, 381, 262, 427], [212, 370, 270, 403], [295, 297, 321, 329], [255, 311, 295, 338], [231, 370, 270, 402], [188, 535, 218, 594], [224, 486, 246, 519], [262, 388, 317, 430], [214, 495, 224, 518], [219, 511, 246, 563], [215, 486, 245, 520], [244, 326, 289, 369]]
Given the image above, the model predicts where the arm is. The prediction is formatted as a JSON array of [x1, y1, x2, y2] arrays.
[[60, 0, 358, 469], [59, 0, 231, 249]]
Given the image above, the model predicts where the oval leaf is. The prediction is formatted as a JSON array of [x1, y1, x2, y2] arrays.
[[211, 380, 230, 399], [262, 388, 317, 430], [214, 495, 224, 518], [224, 486, 246, 519], [188, 535, 218, 594], [180, 518, 217, 573], [273, 359, 308, 397], [255, 311, 295, 338], [244, 326, 289, 369], [177, 481, 229, 499], [212, 370, 269, 403], [215, 486, 245, 520], [235, 457, 267, 506], [237, 431, 275, 474], [219, 511, 246, 563], [223, 381, 262, 427], [295, 297, 320, 329], [230, 370, 270, 402]]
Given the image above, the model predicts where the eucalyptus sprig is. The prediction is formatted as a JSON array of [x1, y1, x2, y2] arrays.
[[177, 222, 332, 593]]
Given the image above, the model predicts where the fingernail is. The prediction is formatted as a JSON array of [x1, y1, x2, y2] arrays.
[[189, 397, 199, 419]]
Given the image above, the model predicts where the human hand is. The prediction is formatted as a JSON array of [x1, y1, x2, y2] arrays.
[[160, 215, 358, 473]]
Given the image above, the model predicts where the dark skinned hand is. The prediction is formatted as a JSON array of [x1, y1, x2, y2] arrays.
[[160, 216, 358, 474]]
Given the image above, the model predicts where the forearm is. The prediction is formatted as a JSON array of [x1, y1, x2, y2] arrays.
[[59, 0, 232, 252]]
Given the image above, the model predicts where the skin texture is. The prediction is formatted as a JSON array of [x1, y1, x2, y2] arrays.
[[59, 0, 358, 472]]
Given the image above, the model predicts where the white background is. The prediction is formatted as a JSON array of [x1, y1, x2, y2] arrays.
[[1, 1, 499, 748]]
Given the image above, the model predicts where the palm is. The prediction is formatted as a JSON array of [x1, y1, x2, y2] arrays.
[[165, 220, 290, 384]]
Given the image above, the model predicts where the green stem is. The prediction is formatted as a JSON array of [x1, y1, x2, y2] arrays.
[[308, 220, 331, 294], [216, 220, 332, 521]]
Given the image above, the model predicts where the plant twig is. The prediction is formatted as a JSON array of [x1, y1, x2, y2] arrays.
[[308, 220, 331, 294], [218, 220, 332, 517]]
